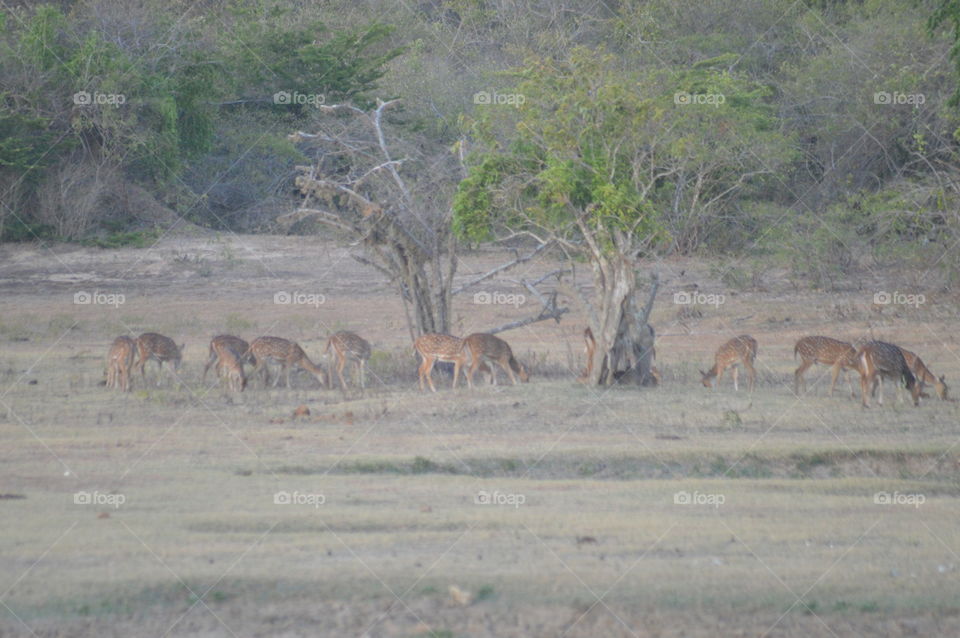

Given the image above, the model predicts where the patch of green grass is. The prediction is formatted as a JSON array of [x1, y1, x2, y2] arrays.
[[82, 229, 161, 249], [412, 456, 455, 474], [276, 457, 459, 476], [225, 313, 255, 333], [475, 585, 495, 601], [577, 461, 604, 476], [499, 458, 520, 472], [47, 314, 80, 336]]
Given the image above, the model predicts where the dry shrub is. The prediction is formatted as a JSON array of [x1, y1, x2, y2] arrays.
[[35, 160, 120, 239]]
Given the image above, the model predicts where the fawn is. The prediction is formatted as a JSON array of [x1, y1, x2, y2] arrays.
[[106, 336, 136, 392], [203, 335, 253, 384], [214, 341, 246, 392]]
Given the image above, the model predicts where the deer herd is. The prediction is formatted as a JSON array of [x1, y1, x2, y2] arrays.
[[699, 334, 947, 407], [103, 328, 947, 408]]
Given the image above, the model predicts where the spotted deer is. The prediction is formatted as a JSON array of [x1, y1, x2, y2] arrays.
[[414, 334, 469, 392], [214, 341, 246, 392], [249, 336, 327, 389], [106, 336, 136, 392], [325, 331, 372, 394], [700, 335, 757, 392], [897, 347, 948, 401], [202, 335, 253, 384], [793, 336, 858, 397], [855, 341, 921, 408], [135, 333, 183, 386], [462, 333, 529, 387]]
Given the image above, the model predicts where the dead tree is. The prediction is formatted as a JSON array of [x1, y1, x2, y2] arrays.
[[280, 99, 565, 341]]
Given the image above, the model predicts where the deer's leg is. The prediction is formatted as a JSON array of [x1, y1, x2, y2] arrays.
[[794, 359, 812, 394]]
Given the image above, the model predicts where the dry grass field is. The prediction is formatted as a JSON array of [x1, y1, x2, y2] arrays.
[[2, 231, 960, 637]]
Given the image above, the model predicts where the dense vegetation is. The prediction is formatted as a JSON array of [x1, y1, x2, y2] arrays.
[[1, 0, 958, 283]]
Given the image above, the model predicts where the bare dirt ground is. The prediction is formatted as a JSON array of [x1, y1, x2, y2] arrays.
[[2, 230, 960, 637]]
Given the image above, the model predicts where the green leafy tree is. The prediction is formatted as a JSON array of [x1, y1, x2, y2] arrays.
[[454, 48, 792, 383]]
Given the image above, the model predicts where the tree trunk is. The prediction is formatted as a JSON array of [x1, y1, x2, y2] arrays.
[[587, 259, 658, 386]]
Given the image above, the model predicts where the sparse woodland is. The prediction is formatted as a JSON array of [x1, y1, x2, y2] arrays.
[[2, 0, 960, 360]]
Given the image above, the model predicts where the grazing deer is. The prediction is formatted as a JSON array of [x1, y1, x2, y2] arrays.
[[202, 335, 253, 383], [106, 336, 136, 392], [414, 334, 469, 392], [135, 333, 183, 386], [793, 336, 858, 397], [855, 341, 921, 408], [898, 347, 948, 401], [249, 336, 327, 389], [700, 335, 757, 392], [462, 333, 529, 387], [214, 341, 246, 392], [579, 327, 596, 383], [325, 331, 372, 394]]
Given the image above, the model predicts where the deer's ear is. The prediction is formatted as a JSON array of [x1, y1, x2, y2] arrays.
[[699, 370, 706, 376], [180, 343, 186, 352]]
